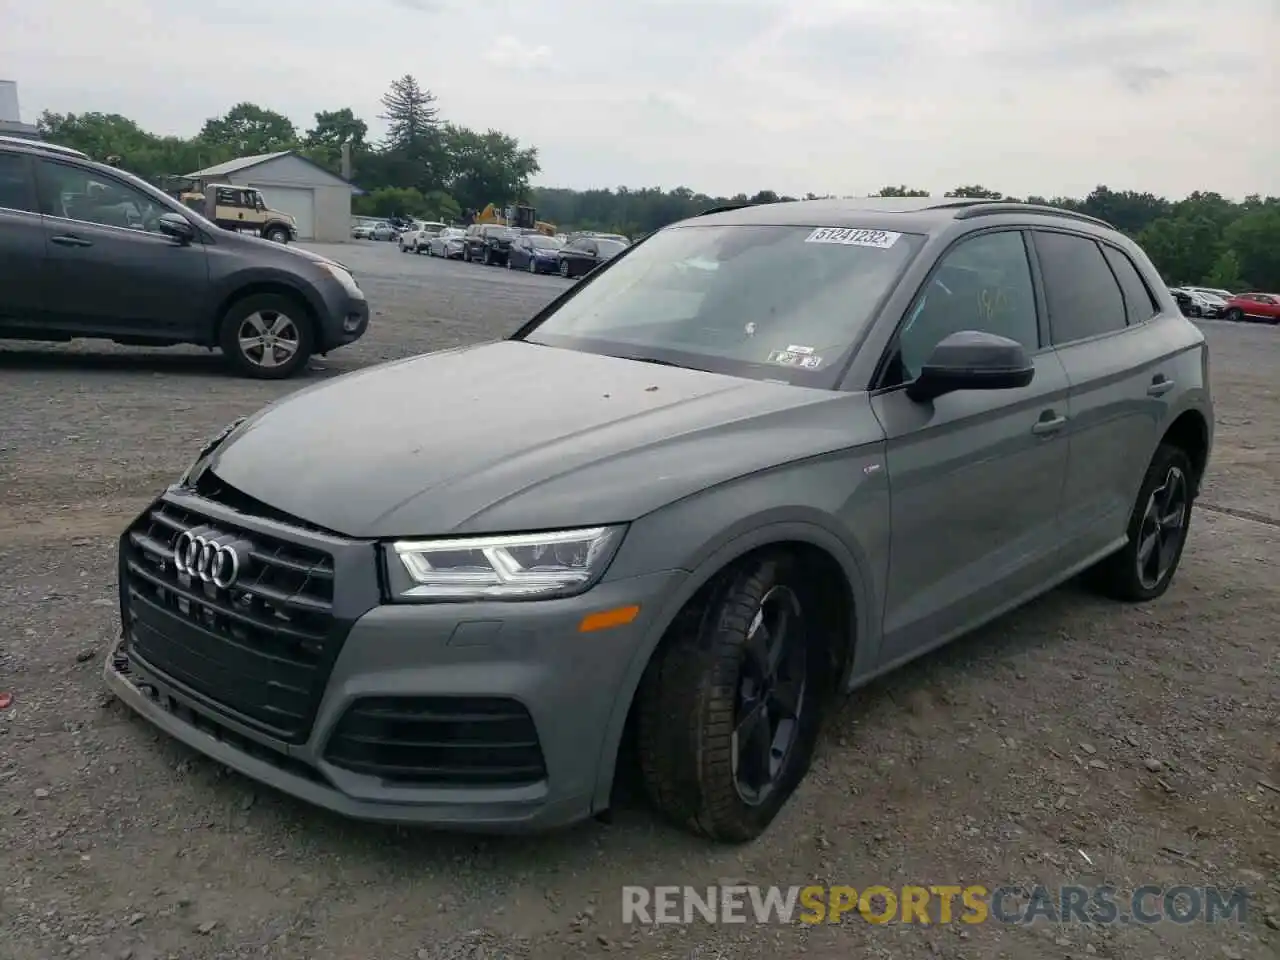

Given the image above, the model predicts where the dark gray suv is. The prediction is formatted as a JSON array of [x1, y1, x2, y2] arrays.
[[0, 136, 369, 378], [105, 197, 1212, 841]]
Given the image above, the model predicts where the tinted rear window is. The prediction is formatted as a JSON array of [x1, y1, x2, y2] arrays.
[[1035, 232, 1127, 344], [1101, 245, 1159, 326], [0, 153, 33, 211]]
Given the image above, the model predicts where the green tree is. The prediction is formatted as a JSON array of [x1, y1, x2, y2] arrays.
[[1223, 207, 1280, 290], [872, 185, 930, 197], [1206, 249, 1244, 291], [441, 124, 539, 213], [1138, 216, 1223, 285], [199, 102, 297, 157], [945, 185, 1002, 199], [302, 108, 368, 173], [379, 75, 439, 151]]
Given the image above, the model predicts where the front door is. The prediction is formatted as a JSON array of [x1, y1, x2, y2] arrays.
[[35, 157, 211, 339], [871, 229, 1071, 669]]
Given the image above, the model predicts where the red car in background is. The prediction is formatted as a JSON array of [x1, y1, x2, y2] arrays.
[[1222, 293, 1280, 324]]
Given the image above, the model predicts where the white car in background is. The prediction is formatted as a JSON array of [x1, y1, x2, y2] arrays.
[[369, 221, 398, 242], [399, 220, 447, 253], [351, 216, 383, 240], [427, 226, 467, 259]]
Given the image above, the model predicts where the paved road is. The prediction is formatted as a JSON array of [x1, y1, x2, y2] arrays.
[[1, 246, 1276, 960]]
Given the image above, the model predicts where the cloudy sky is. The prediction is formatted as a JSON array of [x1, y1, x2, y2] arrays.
[[2, 0, 1276, 200]]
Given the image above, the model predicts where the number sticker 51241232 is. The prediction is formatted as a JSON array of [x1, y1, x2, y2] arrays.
[[804, 227, 901, 249]]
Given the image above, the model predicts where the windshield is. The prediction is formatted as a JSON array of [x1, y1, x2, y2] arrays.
[[520, 223, 924, 385], [531, 236, 561, 249]]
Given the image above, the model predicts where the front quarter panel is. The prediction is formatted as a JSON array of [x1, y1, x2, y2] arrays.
[[590, 424, 891, 809]]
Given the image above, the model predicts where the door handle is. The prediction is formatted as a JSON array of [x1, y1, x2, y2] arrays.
[[1032, 413, 1068, 436], [50, 234, 92, 248], [1148, 376, 1175, 397]]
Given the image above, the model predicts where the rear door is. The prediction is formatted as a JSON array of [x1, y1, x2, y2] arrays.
[[0, 151, 48, 328], [35, 157, 211, 339], [1030, 229, 1170, 567]]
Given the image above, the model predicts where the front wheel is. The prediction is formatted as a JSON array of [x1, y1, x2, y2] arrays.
[[559, 259, 570, 278], [1085, 443, 1194, 602], [265, 226, 290, 244], [218, 293, 313, 380], [529, 258, 537, 274], [636, 553, 828, 842], [1225, 307, 1243, 322]]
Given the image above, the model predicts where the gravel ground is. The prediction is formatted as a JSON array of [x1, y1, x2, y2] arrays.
[[1, 241, 1277, 960]]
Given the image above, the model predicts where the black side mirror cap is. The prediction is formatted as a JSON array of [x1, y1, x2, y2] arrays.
[[906, 330, 1035, 403], [158, 212, 195, 244]]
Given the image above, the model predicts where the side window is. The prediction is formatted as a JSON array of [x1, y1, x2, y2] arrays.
[[215, 187, 237, 206], [0, 153, 35, 212], [1101, 245, 1158, 326], [1035, 232, 1127, 344], [37, 160, 167, 233], [896, 230, 1039, 383]]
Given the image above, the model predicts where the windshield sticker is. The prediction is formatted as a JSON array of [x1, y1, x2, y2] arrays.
[[805, 227, 902, 248], [768, 348, 824, 369]]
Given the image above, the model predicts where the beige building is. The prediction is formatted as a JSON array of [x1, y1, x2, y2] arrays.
[[186, 151, 361, 242]]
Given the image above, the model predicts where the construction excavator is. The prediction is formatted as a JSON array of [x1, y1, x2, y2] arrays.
[[474, 202, 557, 236]]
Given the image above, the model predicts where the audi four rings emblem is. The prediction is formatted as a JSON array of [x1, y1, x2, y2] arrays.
[[173, 529, 248, 589]]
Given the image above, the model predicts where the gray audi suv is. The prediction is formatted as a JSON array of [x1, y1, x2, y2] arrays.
[[106, 197, 1212, 841]]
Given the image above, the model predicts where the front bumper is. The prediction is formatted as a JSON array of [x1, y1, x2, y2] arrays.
[[532, 256, 558, 273], [319, 295, 369, 351], [106, 491, 682, 831]]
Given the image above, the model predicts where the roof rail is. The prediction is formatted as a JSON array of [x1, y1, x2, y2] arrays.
[[952, 201, 1114, 229], [695, 203, 755, 217], [0, 135, 89, 160]]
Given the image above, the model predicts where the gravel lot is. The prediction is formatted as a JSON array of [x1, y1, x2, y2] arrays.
[[1, 241, 1277, 960]]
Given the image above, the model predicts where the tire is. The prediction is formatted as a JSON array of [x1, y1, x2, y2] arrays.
[[265, 227, 290, 244], [559, 259, 570, 278], [1225, 307, 1243, 322], [218, 293, 313, 380], [483, 248, 493, 266], [506, 256, 513, 270], [1189, 305, 1202, 318], [1085, 443, 1195, 602], [529, 258, 537, 274], [636, 552, 828, 842]]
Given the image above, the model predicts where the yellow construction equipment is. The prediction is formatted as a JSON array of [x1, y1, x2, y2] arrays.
[[474, 202, 555, 235]]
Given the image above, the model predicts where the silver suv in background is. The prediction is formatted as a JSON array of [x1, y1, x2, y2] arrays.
[[0, 138, 369, 378], [106, 197, 1211, 840]]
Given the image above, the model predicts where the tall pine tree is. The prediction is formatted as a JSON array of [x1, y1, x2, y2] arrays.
[[379, 75, 439, 152]]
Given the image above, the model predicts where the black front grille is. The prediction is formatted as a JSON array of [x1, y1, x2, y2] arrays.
[[122, 502, 341, 744], [323, 696, 546, 787]]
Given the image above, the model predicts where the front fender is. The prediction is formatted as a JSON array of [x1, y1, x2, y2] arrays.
[[588, 449, 889, 812]]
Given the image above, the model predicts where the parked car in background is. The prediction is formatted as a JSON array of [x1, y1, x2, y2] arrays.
[[558, 235, 628, 278], [463, 223, 517, 265], [1185, 286, 1233, 301], [370, 221, 397, 242], [351, 217, 382, 239], [1222, 292, 1280, 324], [104, 197, 1211, 841], [399, 220, 446, 253], [0, 136, 368, 379], [507, 233, 564, 273], [1170, 287, 1226, 318], [427, 226, 467, 259]]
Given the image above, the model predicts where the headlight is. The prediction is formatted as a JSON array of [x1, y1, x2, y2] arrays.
[[320, 261, 360, 295], [387, 526, 625, 601]]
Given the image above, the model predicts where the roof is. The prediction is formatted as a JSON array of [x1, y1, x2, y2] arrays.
[[0, 134, 88, 159], [185, 149, 364, 194], [688, 197, 1113, 233]]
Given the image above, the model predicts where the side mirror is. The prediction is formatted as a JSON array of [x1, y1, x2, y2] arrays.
[[905, 330, 1035, 403], [157, 212, 195, 244]]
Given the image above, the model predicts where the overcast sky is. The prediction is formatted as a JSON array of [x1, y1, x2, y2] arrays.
[[2, 0, 1276, 200]]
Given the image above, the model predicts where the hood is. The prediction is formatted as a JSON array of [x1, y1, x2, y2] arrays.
[[198, 341, 869, 538], [231, 232, 347, 270]]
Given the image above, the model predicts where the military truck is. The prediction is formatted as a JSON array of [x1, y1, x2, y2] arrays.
[[177, 183, 297, 243]]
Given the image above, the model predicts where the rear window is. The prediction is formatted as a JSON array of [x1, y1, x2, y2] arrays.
[[1101, 245, 1159, 326]]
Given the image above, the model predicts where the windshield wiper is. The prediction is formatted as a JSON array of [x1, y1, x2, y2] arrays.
[[611, 353, 708, 372]]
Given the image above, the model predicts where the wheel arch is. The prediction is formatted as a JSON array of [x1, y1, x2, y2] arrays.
[[589, 518, 872, 814], [211, 278, 321, 345], [1161, 408, 1210, 495]]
